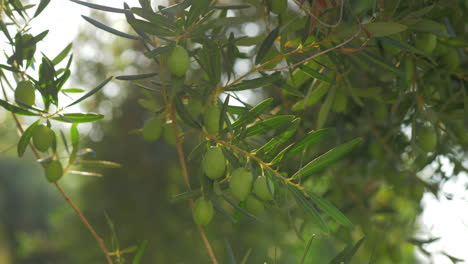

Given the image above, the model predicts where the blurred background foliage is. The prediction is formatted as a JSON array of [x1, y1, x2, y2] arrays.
[[1, 0, 467, 263]]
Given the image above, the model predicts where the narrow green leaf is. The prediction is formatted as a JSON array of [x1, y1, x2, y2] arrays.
[[300, 66, 335, 84], [300, 235, 316, 264], [270, 143, 294, 165], [255, 27, 279, 65], [232, 98, 273, 129], [171, 190, 201, 203], [130, 7, 175, 30], [144, 46, 172, 58], [212, 199, 236, 223], [62, 88, 85, 93], [82, 15, 143, 40], [129, 18, 175, 37], [17, 120, 40, 157], [174, 96, 202, 129], [284, 128, 334, 160], [66, 76, 113, 108], [291, 138, 363, 180], [359, 51, 400, 73], [307, 192, 353, 228], [52, 43, 73, 65], [70, 0, 126, 13], [34, 0, 51, 17], [257, 118, 300, 157], [116, 72, 157, 81], [240, 248, 252, 264], [222, 194, 260, 221], [329, 237, 365, 264], [378, 37, 436, 64], [289, 186, 329, 233], [224, 240, 237, 264], [132, 240, 148, 264], [52, 113, 104, 123], [78, 160, 122, 168], [245, 115, 295, 137], [317, 86, 336, 129], [363, 22, 407, 37], [227, 73, 280, 91], [211, 5, 251, 10], [0, 99, 39, 116], [227, 105, 248, 116]]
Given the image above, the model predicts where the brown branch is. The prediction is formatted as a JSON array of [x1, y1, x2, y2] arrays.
[[3, 86, 113, 263], [170, 102, 219, 264]]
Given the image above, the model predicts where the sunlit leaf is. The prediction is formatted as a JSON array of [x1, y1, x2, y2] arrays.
[[17, 120, 39, 157]]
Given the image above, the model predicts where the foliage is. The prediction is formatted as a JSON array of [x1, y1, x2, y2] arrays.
[[0, 0, 467, 263]]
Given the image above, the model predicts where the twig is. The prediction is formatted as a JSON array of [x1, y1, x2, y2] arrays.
[[170, 103, 219, 264]]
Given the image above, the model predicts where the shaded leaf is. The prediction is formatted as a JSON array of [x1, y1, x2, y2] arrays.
[[17, 120, 40, 157], [245, 115, 295, 137], [288, 186, 329, 233], [34, 0, 51, 17], [291, 138, 363, 180], [70, 0, 126, 13], [307, 192, 353, 227], [255, 27, 279, 65], [228, 73, 281, 91], [329, 237, 365, 264], [211, 5, 251, 10], [232, 98, 273, 129], [132, 240, 148, 264], [363, 22, 407, 37], [52, 43, 73, 65], [66, 76, 113, 108], [52, 113, 104, 123], [0, 99, 39, 116], [82, 15, 142, 40], [284, 128, 334, 160], [300, 66, 335, 84], [116, 72, 158, 80], [174, 96, 202, 129]]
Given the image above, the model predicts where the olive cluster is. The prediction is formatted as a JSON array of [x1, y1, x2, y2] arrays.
[[14, 80, 63, 182], [193, 146, 275, 226]]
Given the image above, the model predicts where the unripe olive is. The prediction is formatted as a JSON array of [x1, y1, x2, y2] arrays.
[[167, 45, 190, 77], [32, 124, 54, 152], [245, 195, 264, 214], [15, 81, 35, 106], [453, 121, 468, 145], [45, 160, 63, 183], [202, 147, 226, 180], [142, 118, 162, 142], [253, 177, 274, 201], [415, 33, 437, 54], [441, 49, 460, 71], [193, 197, 214, 226], [229, 168, 253, 201], [203, 105, 220, 135], [416, 126, 437, 153], [163, 123, 178, 145], [269, 0, 287, 14]]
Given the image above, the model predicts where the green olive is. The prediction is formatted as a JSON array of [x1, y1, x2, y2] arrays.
[[416, 126, 437, 153], [203, 105, 221, 135], [193, 197, 214, 226], [415, 33, 437, 54], [163, 123, 178, 145], [45, 160, 63, 183], [142, 118, 162, 142], [229, 168, 253, 201], [202, 147, 226, 180], [269, 0, 287, 14], [253, 177, 274, 201], [32, 124, 54, 152], [441, 48, 460, 71], [167, 45, 190, 77], [15, 81, 35, 106], [245, 195, 264, 214]]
